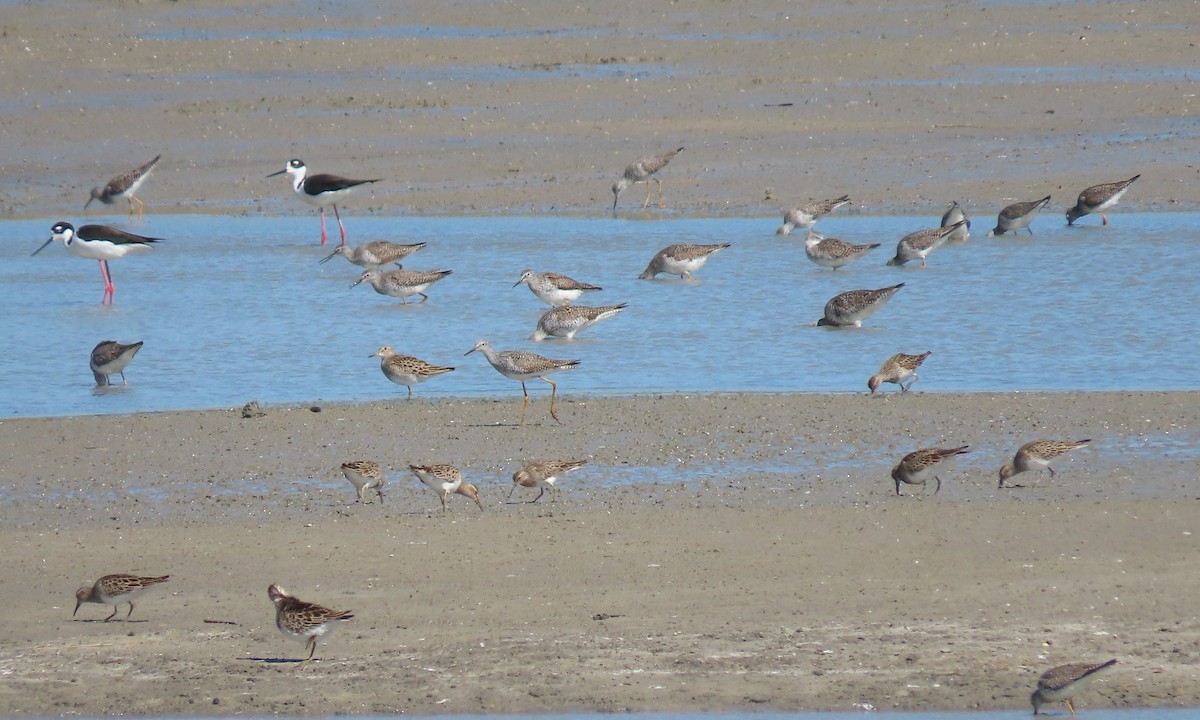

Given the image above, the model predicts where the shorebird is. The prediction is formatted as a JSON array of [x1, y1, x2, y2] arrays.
[[777, 195, 851, 235], [891, 445, 970, 495], [815, 283, 904, 328], [1066, 175, 1139, 226], [998, 439, 1091, 488], [531, 303, 627, 341], [369, 346, 455, 398], [612, 146, 684, 212], [868, 351, 931, 394], [268, 158, 381, 246], [409, 464, 483, 512], [510, 459, 588, 503], [465, 339, 579, 425], [1031, 659, 1117, 715], [886, 221, 964, 267], [74, 574, 170, 622], [90, 340, 143, 387], [320, 240, 426, 270], [339, 460, 386, 504], [803, 229, 880, 270], [638, 243, 730, 280], [513, 269, 602, 307], [85, 154, 161, 221], [990, 195, 1051, 236], [267, 584, 354, 667], [350, 268, 452, 303], [940, 201, 971, 243], [32, 222, 162, 304]]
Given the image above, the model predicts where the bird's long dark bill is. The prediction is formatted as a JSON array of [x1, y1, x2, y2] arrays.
[[266, 170, 286, 178], [31, 237, 54, 256], [72, 600, 81, 616], [319, 250, 339, 264]]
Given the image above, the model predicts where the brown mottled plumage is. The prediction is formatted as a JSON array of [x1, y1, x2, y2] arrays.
[[320, 240, 425, 270], [510, 459, 588, 503], [887, 221, 964, 267], [1066, 175, 1139, 226], [350, 268, 452, 303], [777, 195, 851, 234], [891, 446, 970, 495], [868, 351, 931, 394], [816, 283, 904, 328], [465, 340, 579, 425], [340, 460, 386, 504], [369, 346, 454, 398], [613, 147, 684, 211], [531, 304, 627, 341], [990, 195, 1051, 236], [90, 340, 143, 386], [999, 439, 1091, 488], [638, 243, 730, 280], [803, 229, 880, 270], [74, 573, 170, 621], [1031, 659, 1117, 715], [514, 269, 602, 307], [86, 154, 161, 220], [267, 584, 354, 667]]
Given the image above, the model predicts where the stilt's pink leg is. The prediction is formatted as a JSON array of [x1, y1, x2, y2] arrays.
[[333, 204, 347, 246], [319, 207, 329, 246], [99, 260, 115, 304]]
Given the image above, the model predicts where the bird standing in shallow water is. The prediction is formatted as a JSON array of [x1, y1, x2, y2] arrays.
[[1065, 175, 1139, 226], [90, 340, 143, 386], [815, 283, 904, 328], [638, 243, 730, 280], [267, 584, 354, 667], [887, 222, 964, 267], [612, 147, 684, 212], [513, 269, 602, 307], [465, 339, 579, 425], [320, 240, 426, 270], [269, 159, 381, 246], [351, 268, 452, 304], [85, 154, 161, 221], [803, 229, 879, 270], [1031, 659, 1117, 715], [990, 195, 1051, 236], [33, 222, 162, 304], [777, 195, 851, 235]]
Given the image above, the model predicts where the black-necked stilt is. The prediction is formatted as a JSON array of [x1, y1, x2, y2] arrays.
[[90, 340, 143, 386], [85, 154, 161, 221], [32, 222, 163, 304], [268, 159, 381, 247]]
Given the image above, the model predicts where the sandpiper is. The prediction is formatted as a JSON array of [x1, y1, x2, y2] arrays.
[[90, 340, 143, 387], [465, 339, 579, 425], [886, 222, 964, 267], [940, 201, 971, 243], [990, 195, 1051, 236], [531, 303, 627, 341], [320, 240, 426, 270], [1066, 175, 1139, 226], [510, 459, 588, 503], [612, 146, 684, 212], [369, 346, 454, 398], [1031, 659, 1117, 715], [868, 351, 931, 394], [638, 243, 730, 280], [268, 158, 381, 246], [891, 446, 970, 495], [74, 573, 170, 622], [815, 283, 904, 328], [803, 229, 880, 270], [33, 222, 163, 304], [777, 195, 851, 235], [267, 584, 354, 667], [85, 154, 161, 221], [339, 460, 386, 504], [409, 464, 482, 512], [350, 268, 452, 303], [999, 439, 1091, 488], [513, 269, 602, 307]]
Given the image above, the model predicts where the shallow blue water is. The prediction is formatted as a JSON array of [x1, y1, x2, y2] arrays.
[[2, 212, 1197, 419]]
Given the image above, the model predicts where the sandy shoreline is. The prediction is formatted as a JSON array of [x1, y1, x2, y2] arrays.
[[0, 392, 1198, 714], [3, 1, 1196, 220], [2, 0, 1198, 715]]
